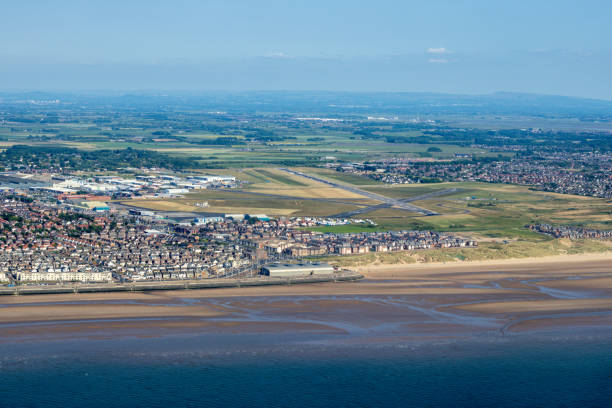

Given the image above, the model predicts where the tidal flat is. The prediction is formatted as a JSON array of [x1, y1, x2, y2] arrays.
[[2, 255, 612, 407], [1, 255, 611, 346]]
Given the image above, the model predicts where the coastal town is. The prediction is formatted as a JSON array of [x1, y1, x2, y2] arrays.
[[0, 188, 477, 285]]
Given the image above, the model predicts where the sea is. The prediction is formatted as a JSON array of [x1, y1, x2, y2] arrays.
[[1, 335, 611, 407]]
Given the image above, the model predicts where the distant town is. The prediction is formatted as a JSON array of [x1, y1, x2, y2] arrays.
[[528, 224, 612, 240], [329, 151, 612, 199]]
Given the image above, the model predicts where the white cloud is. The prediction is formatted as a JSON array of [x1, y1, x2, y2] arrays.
[[267, 52, 291, 58], [427, 47, 448, 54], [428, 58, 448, 64]]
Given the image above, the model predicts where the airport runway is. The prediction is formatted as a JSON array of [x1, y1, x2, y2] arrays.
[[278, 168, 442, 216]]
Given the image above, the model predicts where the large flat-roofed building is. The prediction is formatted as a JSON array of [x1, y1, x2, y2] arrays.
[[261, 262, 335, 277]]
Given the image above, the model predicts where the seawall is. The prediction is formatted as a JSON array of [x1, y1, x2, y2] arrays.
[[0, 271, 363, 296]]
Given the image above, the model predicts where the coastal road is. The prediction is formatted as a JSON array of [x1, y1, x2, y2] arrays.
[[278, 168, 441, 216]]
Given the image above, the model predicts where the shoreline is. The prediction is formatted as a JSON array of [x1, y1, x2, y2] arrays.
[[0, 271, 363, 297], [1, 256, 611, 345], [355, 251, 612, 275], [3, 251, 608, 297]]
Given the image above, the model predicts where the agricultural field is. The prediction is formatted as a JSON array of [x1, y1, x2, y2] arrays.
[[0, 108, 503, 169]]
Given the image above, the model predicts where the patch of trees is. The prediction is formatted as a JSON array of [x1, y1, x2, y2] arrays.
[[27, 134, 110, 142], [58, 212, 93, 222], [354, 130, 379, 139], [2, 194, 33, 203], [467, 202, 497, 208], [195, 137, 245, 146], [0, 211, 23, 222], [244, 129, 296, 142], [5, 116, 38, 123], [1, 145, 193, 171]]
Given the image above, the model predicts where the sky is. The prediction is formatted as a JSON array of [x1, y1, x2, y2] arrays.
[[1, 0, 611, 98]]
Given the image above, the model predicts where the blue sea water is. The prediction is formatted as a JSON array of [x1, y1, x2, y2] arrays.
[[1, 339, 611, 407]]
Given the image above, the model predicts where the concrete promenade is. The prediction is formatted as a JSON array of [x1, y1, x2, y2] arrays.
[[0, 271, 363, 296]]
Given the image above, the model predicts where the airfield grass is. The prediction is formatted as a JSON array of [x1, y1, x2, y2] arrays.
[[124, 194, 363, 217], [244, 186, 369, 200], [351, 182, 610, 237], [195, 167, 372, 200], [229, 168, 375, 200], [298, 167, 383, 186], [303, 224, 388, 234], [193, 169, 268, 184], [254, 169, 308, 186], [363, 184, 454, 198], [120, 173, 609, 240]]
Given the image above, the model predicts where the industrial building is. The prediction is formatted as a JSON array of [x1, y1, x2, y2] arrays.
[[261, 262, 335, 277], [194, 216, 224, 225], [81, 201, 110, 212]]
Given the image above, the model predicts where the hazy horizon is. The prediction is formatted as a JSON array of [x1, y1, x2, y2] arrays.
[[2, 0, 612, 99]]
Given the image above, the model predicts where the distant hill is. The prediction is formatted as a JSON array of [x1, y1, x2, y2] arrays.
[[1, 90, 611, 119]]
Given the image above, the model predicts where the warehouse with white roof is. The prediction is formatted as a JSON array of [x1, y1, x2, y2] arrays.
[[260, 262, 335, 277]]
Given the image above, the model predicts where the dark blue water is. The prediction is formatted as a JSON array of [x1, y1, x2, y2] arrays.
[[1, 339, 611, 407]]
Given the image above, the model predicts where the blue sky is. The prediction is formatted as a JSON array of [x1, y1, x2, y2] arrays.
[[2, 0, 611, 98]]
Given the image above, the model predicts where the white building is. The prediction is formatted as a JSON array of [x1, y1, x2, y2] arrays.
[[261, 263, 335, 277], [16, 271, 113, 283]]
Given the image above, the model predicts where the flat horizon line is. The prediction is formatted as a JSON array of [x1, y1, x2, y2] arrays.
[[2, 89, 612, 103]]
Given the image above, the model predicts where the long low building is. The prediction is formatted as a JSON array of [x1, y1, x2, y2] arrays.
[[261, 262, 335, 277], [16, 271, 113, 283]]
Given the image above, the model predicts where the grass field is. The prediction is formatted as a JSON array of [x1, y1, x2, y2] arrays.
[[344, 181, 611, 237], [119, 166, 383, 216], [254, 169, 308, 186], [125, 193, 364, 217], [303, 224, 387, 234], [300, 167, 383, 186], [362, 184, 454, 198], [232, 168, 374, 200], [0, 119, 501, 168]]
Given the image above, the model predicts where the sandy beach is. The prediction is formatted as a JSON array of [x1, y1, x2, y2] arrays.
[[1, 253, 611, 344]]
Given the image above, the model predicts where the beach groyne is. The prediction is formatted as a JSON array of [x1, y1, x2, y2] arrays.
[[0, 271, 363, 296]]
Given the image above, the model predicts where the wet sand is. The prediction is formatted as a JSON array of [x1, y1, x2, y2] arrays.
[[1, 254, 611, 345]]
